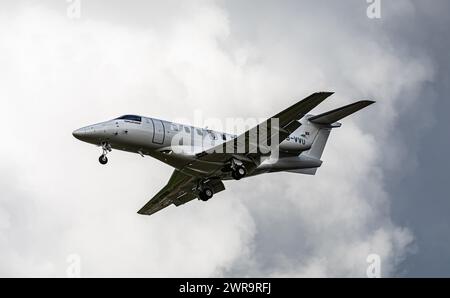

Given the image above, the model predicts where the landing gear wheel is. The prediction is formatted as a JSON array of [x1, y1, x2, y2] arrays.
[[199, 187, 214, 201], [232, 165, 246, 180], [99, 142, 111, 165], [99, 155, 108, 165]]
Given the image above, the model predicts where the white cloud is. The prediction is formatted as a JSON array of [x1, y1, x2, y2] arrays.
[[0, 1, 433, 277]]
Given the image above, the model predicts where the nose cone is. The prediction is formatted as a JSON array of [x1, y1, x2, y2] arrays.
[[72, 128, 86, 140], [72, 124, 106, 144], [73, 120, 113, 144]]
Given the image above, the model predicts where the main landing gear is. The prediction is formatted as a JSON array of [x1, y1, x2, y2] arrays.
[[199, 187, 214, 202], [232, 165, 247, 180], [231, 159, 247, 180], [99, 142, 111, 165]]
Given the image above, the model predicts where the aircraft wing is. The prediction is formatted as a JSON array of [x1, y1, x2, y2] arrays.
[[197, 92, 334, 164], [137, 170, 225, 216], [137, 170, 197, 215]]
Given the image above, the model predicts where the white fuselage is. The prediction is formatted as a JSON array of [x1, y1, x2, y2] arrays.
[[72, 114, 322, 179]]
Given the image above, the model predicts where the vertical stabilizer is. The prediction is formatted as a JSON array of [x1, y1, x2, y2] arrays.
[[303, 127, 331, 160], [303, 100, 375, 160]]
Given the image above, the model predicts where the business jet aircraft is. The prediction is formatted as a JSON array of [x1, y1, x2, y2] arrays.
[[73, 92, 374, 215]]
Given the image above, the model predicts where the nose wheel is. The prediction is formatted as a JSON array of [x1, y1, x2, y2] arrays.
[[99, 155, 108, 165], [99, 142, 111, 165]]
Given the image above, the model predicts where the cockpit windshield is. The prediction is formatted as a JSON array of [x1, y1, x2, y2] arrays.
[[115, 115, 142, 122]]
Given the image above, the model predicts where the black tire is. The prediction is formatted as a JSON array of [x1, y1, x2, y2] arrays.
[[204, 188, 213, 198], [237, 166, 246, 176], [199, 188, 213, 201], [232, 166, 246, 180], [99, 155, 108, 165]]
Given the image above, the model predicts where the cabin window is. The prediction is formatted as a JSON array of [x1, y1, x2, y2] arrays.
[[184, 126, 191, 133], [222, 134, 227, 141], [196, 128, 203, 136], [170, 124, 179, 131], [115, 115, 141, 122]]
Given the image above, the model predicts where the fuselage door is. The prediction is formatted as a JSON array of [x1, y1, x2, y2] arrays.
[[151, 119, 165, 144]]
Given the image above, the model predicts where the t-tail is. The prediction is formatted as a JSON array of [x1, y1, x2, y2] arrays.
[[289, 100, 375, 175]]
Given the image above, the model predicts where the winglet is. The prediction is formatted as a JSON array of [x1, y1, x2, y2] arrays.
[[308, 100, 375, 125]]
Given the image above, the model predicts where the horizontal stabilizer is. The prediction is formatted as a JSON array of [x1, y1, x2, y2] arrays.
[[287, 168, 318, 175], [309, 100, 375, 125]]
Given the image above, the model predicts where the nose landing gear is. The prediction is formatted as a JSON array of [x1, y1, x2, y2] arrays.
[[99, 142, 111, 165], [99, 155, 108, 165]]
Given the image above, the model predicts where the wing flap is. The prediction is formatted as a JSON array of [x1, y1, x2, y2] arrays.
[[137, 170, 197, 215], [137, 171, 227, 215]]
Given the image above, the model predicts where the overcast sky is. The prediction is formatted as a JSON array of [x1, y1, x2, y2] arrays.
[[0, 0, 448, 277]]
